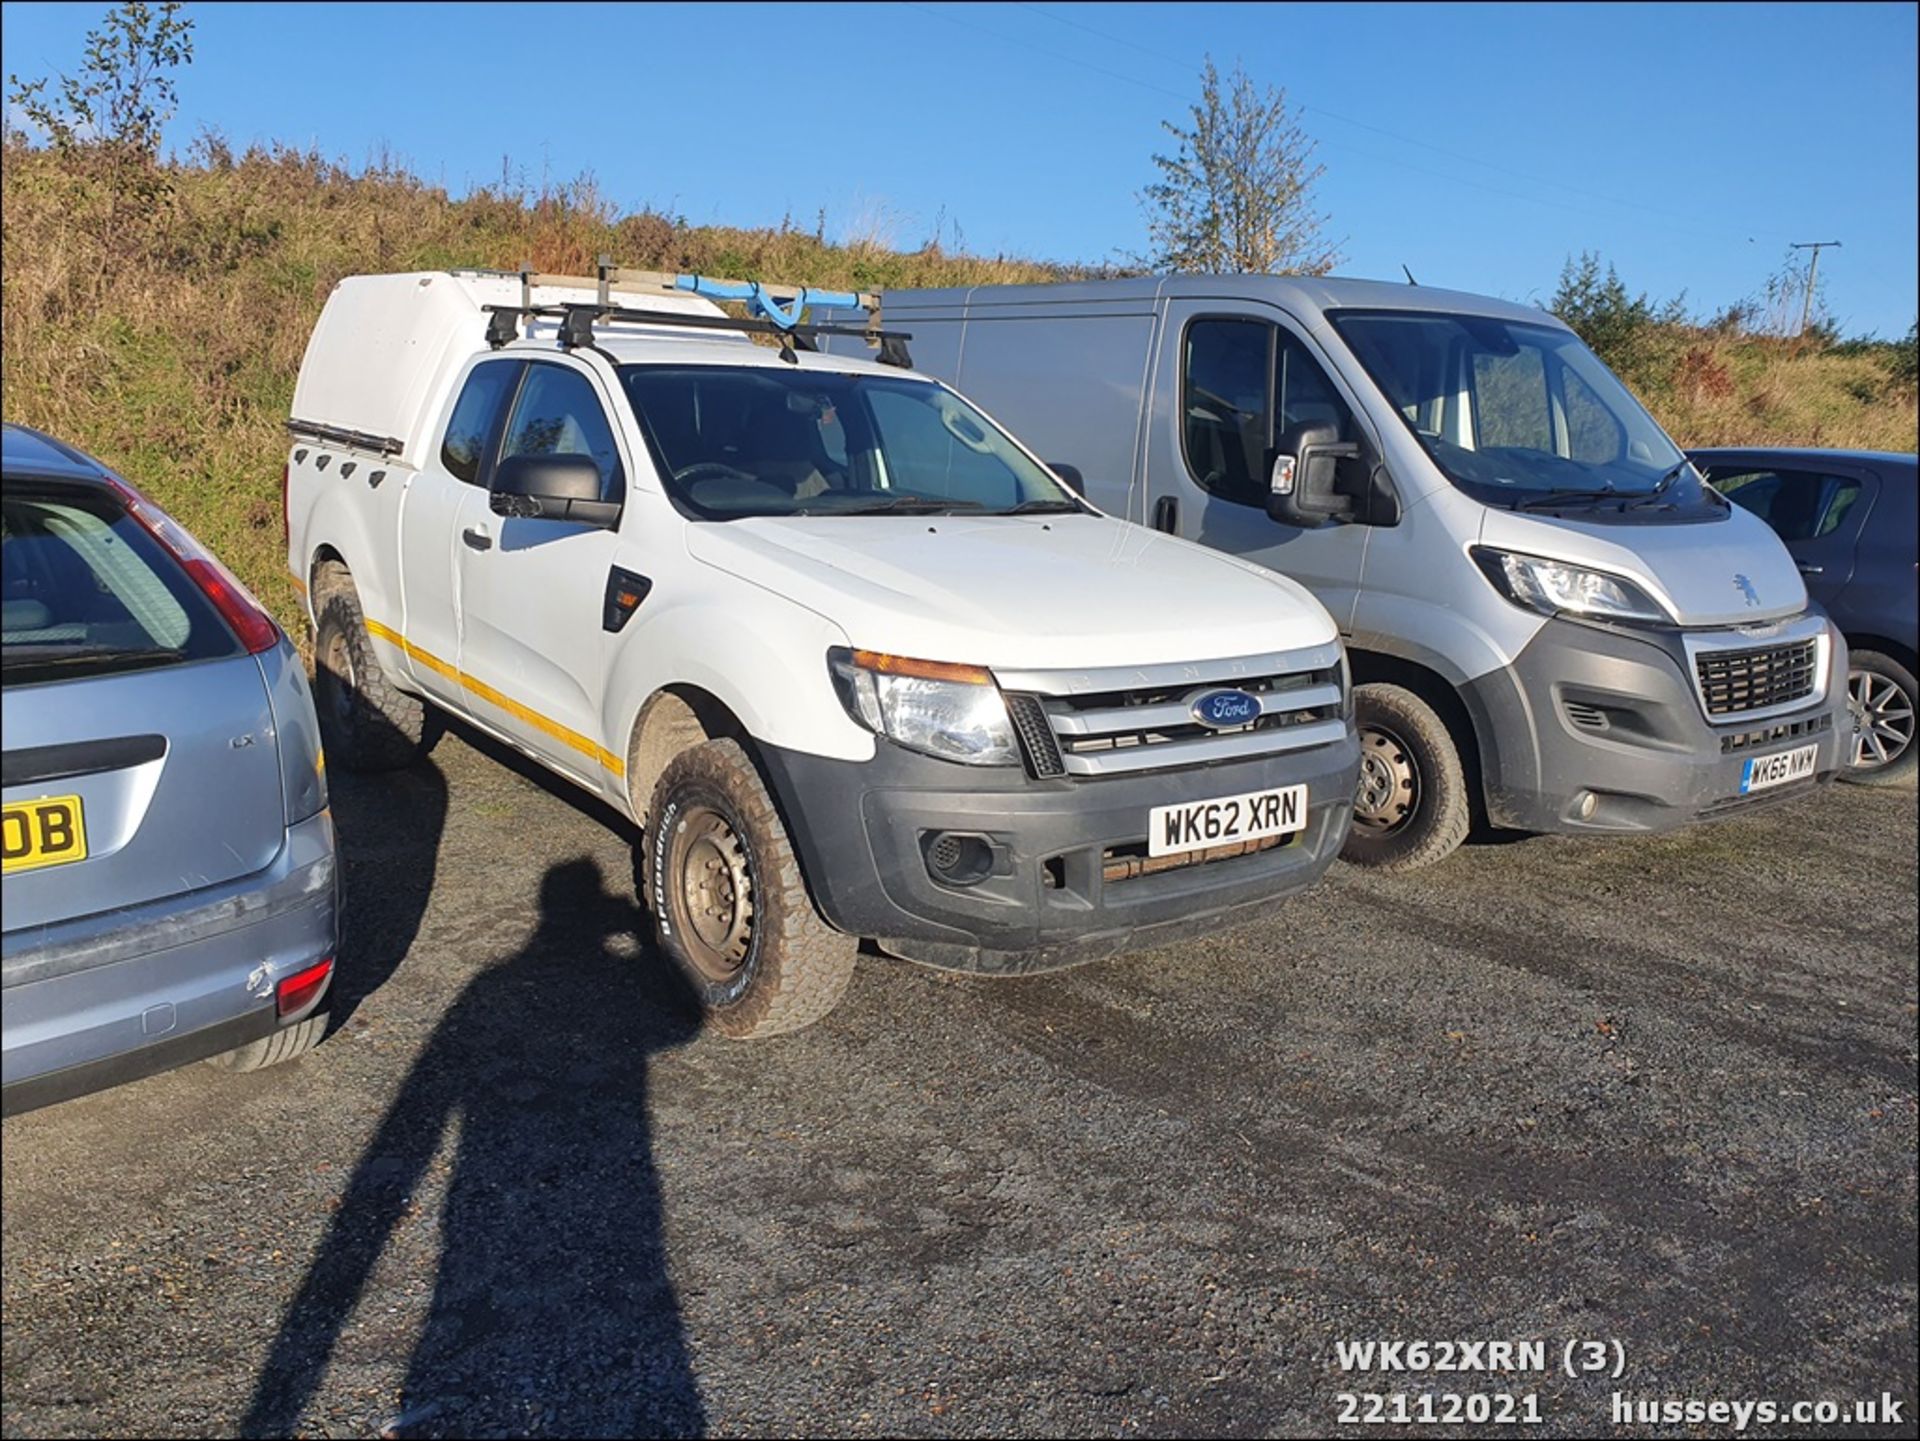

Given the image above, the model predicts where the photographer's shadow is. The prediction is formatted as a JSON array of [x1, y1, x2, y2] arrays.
[[243, 858, 706, 1438]]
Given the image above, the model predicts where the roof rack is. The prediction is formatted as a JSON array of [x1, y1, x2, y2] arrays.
[[480, 257, 912, 367]]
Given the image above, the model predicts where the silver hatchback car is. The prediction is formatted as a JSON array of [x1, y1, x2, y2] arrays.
[[2, 425, 337, 1113]]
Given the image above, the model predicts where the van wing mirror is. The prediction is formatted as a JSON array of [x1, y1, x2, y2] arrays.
[[490, 454, 620, 528], [1048, 462, 1085, 495], [1268, 421, 1360, 526]]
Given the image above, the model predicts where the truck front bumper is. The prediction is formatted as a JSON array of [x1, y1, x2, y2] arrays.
[[758, 733, 1359, 975], [1464, 613, 1850, 836]]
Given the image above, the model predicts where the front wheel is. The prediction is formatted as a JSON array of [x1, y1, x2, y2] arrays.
[[644, 739, 855, 1038], [1841, 649, 1917, 787], [1341, 683, 1471, 871]]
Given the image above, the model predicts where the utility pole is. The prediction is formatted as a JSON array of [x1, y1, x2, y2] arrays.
[[1789, 240, 1841, 337]]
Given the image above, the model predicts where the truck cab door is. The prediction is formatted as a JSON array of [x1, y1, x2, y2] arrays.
[[1144, 301, 1375, 632], [398, 357, 523, 707], [454, 358, 627, 786]]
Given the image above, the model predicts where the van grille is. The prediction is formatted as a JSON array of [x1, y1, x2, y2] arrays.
[[1694, 640, 1819, 717], [997, 643, 1347, 779]]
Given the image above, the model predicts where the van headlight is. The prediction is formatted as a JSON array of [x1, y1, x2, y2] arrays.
[[1471, 547, 1670, 624], [827, 648, 1020, 766]]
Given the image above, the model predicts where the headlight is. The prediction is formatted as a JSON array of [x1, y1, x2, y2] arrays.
[[827, 648, 1020, 766], [1471, 547, 1670, 623]]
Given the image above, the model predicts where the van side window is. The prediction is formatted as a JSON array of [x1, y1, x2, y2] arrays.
[[1709, 468, 1862, 542], [1276, 331, 1357, 443], [441, 362, 521, 485], [1183, 319, 1272, 507], [500, 364, 626, 503]]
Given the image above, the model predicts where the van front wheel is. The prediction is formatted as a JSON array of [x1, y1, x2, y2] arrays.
[[644, 739, 855, 1038], [1342, 683, 1471, 871]]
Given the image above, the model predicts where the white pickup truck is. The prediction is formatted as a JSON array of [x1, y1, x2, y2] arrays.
[[284, 268, 1361, 1035]]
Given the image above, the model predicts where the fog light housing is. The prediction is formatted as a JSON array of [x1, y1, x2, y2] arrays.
[[1574, 790, 1599, 820], [924, 831, 995, 887], [276, 956, 334, 1017]]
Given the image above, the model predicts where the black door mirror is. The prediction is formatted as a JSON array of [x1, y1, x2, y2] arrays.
[[1048, 462, 1085, 496], [1267, 420, 1360, 526], [490, 454, 620, 528]]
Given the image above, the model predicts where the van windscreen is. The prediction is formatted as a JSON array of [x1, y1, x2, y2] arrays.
[[1330, 310, 1706, 513]]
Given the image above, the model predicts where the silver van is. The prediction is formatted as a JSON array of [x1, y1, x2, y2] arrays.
[[2, 425, 336, 1112], [826, 278, 1851, 867]]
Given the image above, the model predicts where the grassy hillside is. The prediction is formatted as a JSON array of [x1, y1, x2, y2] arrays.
[[3, 142, 1914, 636]]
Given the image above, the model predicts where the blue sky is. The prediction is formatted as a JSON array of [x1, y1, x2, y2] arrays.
[[4, 1, 1915, 336]]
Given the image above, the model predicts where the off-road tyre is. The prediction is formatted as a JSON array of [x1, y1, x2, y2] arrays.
[[313, 588, 439, 772], [206, 1013, 328, 1072], [1342, 682, 1472, 871], [644, 739, 855, 1038]]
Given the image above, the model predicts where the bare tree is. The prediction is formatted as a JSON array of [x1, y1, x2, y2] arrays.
[[1142, 57, 1339, 276]]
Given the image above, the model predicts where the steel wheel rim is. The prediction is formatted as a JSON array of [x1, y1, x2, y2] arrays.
[[1353, 725, 1421, 835], [672, 807, 755, 984], [1848, 668, 1916, 770]]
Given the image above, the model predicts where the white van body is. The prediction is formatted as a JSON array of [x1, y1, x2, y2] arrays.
[[285, 271, 1360, 1031], [825, 277, 1849, 863]]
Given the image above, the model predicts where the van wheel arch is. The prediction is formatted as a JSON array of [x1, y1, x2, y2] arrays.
[[1345, 649, 1491, 830], [308, 547, 352, 612]]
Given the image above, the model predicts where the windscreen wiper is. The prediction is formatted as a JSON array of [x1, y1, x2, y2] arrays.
[[1624, 460, 1693, 509], [999, 499, 1088, 515], [828, 496, 988, 515], [1512, 489, 1621, 512]]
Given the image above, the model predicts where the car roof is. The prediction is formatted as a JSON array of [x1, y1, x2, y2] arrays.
[[1687, 445, 1917, 474], [1, 423, 110, 481]]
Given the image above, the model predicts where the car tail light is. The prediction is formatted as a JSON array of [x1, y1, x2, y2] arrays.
[[106, 475, 282, 655], [276, 957, 334, 1017]]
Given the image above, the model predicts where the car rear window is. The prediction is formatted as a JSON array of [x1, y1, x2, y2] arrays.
[[1, 483, 240, 687]]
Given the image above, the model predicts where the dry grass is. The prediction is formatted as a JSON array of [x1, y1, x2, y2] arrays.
[[3, 140, 1912, 639]]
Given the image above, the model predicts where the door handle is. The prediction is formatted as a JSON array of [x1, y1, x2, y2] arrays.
[[462, 526, 493, 551], [1151, 496, 1179, 534], [1796, 562, 1823, 575]]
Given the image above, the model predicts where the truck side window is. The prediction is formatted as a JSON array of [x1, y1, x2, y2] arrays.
[[500, 364, 626, 504], [441, 362, 521, 485], [1183, 319, 1272, 507]]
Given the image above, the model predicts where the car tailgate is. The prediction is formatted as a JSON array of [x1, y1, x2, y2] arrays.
[[2, 653, 287, 940]]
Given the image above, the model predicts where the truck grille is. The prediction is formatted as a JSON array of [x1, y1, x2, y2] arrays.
[[997, 643, 1347, 779], [1694, 639, 1819, 717]]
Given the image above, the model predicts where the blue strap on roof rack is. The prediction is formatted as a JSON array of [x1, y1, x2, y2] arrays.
[[673, 274, 863, 331]]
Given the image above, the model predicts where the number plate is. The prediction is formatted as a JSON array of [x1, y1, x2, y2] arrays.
[[1739, 742, 1818, 795], [2, 794, 89, 874], [1148, 784, 1306, 858]]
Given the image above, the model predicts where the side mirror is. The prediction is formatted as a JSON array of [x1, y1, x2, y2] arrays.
[[491, 454, 620, 528], [1049, 462, 1085, 495], [1267, 420, 1360, 526]]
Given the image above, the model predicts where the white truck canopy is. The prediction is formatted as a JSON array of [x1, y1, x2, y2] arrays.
[[289, 270, 731, 469]]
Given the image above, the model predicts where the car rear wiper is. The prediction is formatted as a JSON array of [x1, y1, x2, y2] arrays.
[[1513, 489, 1621, 512], [1, 645, 184, 670]]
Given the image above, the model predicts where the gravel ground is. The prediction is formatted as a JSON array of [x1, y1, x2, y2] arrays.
[[3, 725, 1915, 1439]]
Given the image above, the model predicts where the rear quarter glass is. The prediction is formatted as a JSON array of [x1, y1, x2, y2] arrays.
[[1, 480, 241, 688]]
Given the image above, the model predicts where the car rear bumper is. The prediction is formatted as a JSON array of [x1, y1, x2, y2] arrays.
[[758, 734, 1358, 975], [1, 810, 337, 1114], [1465, 614, 1850, 835]]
